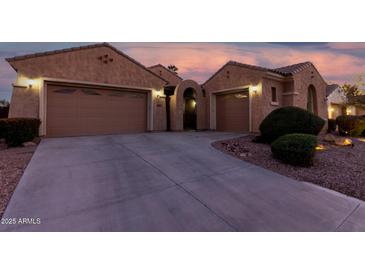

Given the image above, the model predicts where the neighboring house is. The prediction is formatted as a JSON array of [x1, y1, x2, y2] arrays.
[[326, 84, 347, 119], [6, 43, 328, 137], [326, 84, 364, 119], [349, 94, 365, 116]]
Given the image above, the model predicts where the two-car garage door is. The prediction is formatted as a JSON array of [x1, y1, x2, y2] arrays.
[[46, 84, 148, 137], [216, 90, 249, 132]]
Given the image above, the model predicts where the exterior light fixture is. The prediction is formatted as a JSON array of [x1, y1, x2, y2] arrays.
[[28, 78, 35, 88], [251, 85, 258, 94], [156, 90, 161, 99], [315, 144, 325, 151]]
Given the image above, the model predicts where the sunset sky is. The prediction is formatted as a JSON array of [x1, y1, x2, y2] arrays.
[[1, 42, 365, 101]]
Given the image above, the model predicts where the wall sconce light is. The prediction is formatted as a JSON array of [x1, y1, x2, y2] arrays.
[[251, 85, 258, 94], [156, 90, 161, 99], [28, 78, 35, 88]]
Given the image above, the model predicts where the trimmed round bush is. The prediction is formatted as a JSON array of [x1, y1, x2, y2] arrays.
[[271, 133, 317, 167], [336, 115, 365, 137], [259, 107, 325, 143], [336, 115, 358, 136], [0, 118, 41, 147]]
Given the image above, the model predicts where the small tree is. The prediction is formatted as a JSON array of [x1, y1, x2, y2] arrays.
[[167, 65, 178, 73], [342, 83, 361, 98], [0, 99, 10, 107]]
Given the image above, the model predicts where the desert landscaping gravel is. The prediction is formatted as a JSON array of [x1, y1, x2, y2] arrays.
[[0, 146, 36, 217], [213, 135, 365, 201]]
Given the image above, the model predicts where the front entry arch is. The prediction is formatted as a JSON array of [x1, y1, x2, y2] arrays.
[[170, 80, 205, 131], [183, 88, 197, 130]]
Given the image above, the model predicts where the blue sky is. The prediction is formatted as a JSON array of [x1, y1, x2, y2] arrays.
[[1, 42, 365, 101]]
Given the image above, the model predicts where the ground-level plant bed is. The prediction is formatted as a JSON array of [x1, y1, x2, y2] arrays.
[[212, 135, 365, 201], [0, 145, 37, 217]]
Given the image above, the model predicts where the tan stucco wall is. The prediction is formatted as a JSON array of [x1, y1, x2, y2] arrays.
[[8, 46, 167, 131], [292, 65, 328, 121], [149, 65, 182, 86], [203, 64, 274, 132], [203, 63, 328, 132], [170, 80, 205, 131], [8, 85, 39, 118]]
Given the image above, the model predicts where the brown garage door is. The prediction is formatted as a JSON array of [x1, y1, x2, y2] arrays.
[[216, 90, 249, 132], [46, 84, 148, 137]]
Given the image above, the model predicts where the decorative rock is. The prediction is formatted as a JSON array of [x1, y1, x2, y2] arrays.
[[22, 141, 37, 147], [323, 134, 336, 144], [334, 137, 353, 147]]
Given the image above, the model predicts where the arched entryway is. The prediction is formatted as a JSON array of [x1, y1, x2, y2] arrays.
[[169, 80, 205, 131], [307, 85, 318, 114], [183, 88, 197, 130]]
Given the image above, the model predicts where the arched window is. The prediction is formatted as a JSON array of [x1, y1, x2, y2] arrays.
[[307, 85, 317, 114]]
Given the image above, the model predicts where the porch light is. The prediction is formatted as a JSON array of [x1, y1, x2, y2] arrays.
[[251, 85, 258, 94], [156, 90, 161, 98], [27, 78, 35, 88]]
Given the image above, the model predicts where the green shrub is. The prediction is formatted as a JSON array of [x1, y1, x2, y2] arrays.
[[327, 119, 336, 133], [336, 115, 357, 136], [271, 133, 317, 167], [259, 106, 325, 143], [0, 118, 41, 147], [336, 115, 365, 137], [351, 118, 365, 137]]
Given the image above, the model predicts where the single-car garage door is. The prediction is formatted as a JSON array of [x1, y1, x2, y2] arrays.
[[216, 90, 249, 132], [46, 84, 148, 137]]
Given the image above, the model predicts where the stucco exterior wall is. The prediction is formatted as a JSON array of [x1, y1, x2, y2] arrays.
[[170, 80, 205, 131], [203, 64, 276, 132], [148, 65, 182, 86], [8, 85, 39, 118], [8, 46, 167, 131], [292, 65, 328, 121]]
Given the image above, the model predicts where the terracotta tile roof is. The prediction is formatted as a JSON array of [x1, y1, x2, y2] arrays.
[[148, 64, 183, 80], [203, 60, 317, 86], [272, 61, 313, 75], [5, 42, 168, 84]]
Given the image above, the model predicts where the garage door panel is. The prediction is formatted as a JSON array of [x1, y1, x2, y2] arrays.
[[46, 84, 148, 137], [216, 91, 249, 132]]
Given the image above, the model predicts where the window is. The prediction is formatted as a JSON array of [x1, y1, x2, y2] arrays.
[[271, 87, 277, 102], [307, 85, 317, 114], [53, 88, 76, 95]]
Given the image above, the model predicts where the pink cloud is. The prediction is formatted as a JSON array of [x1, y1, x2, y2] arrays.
[[328, 42, 365, 50], [115, 43, 365, 84]]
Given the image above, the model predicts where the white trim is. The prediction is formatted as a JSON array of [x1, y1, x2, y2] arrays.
[[39, 77, 154, 136], [210, 94, 216, 129], [282, 92, 299, 96], [41, 77, 153, 91], [39, 79, 46, 135], [12, 83, 27, 88]]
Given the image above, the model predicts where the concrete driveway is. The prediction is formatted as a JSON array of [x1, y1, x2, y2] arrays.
[[1, 131, 365, 232]]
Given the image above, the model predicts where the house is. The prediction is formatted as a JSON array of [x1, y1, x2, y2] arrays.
[[6, 43, 328, 137], [202, 61, 328, 132], [326, 84, 364, 119], [326, 84, 348, 118], [348, 94, 365, 116]]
